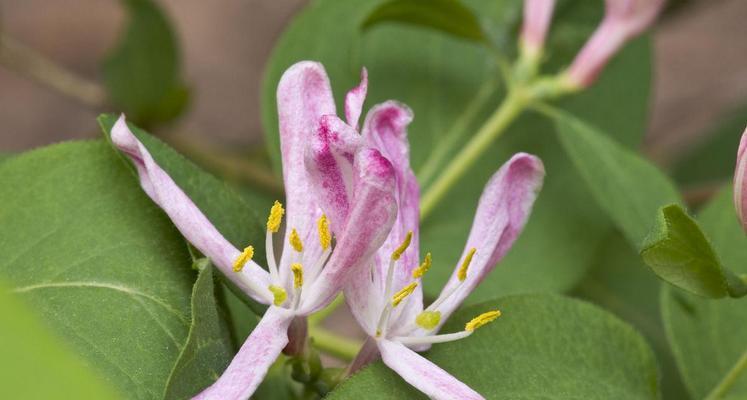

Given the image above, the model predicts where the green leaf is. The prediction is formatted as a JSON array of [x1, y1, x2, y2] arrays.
[[574, 231, 691, 399], [262, 0, 651, 302], [102, 0, 189, 125], [164, 265, 233, 400], [98, 114, 269, 312], [661, 189, 747, 399], [641, 204, 746, 298], [0, 280, 122, 399], [328, 294, 660, 399], [362, 0, 488, 44], [0, 141, 195, 399], [553, 111, 682, 246]]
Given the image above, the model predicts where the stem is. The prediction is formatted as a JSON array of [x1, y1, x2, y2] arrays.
[[417, 79, 499, 188], [420, 90, 527, 219], [309, 326, 361, 361], [704, 350, 747, 400], [0, 35, 106, 108]]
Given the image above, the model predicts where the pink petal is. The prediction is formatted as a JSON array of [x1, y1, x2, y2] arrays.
[[565, 0, 664, 87], [361, 102, 422, 328], [300, 148, 398, 314], [734, 126, 747, 233], [193, 307, 294, 400], [111, 116, 271, 303], [277, 61, 337, 250], [520, 0, 556, 52], [436, 153, 544, 323], [345, 68, 368, 130], [304, 114, 364, 235], [378, 339, 484, 400]]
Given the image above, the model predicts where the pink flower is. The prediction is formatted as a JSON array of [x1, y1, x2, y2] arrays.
[[734, 126, 747, 233], [321, 102, 545, 398], [112, 61, 399, 400], [564, 0, 666, 88], [520, 0, 556, 56]]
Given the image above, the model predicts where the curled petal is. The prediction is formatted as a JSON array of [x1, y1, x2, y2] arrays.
[[304, 115, 364, 235], [277, 61, 337, 248], [378, 339, 484, 400], [193, 307, 294, 400], [436, 153, 544, 323], [565, 0, 665, 87], [111, 116, 271, 303], [734, 126, 747, 233], [301, 148, 398, 314], [520, 0, 556, 53], [345, 68, 368, 130]]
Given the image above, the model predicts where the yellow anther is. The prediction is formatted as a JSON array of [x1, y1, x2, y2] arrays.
[[412, 252, 432, 279], [267, 201, 284, 233], [457, 247, 477, 282], [233, 245, 254, 272], [289, 228, 304, 252], [268, 285, 287, 306], [391, 231, 413, 261], [291, 263, 304, 289], [415, 310, 441, 331], [392, 282, 418, 306], [465, 310, 501, 332], [318, 214, 331, 251]]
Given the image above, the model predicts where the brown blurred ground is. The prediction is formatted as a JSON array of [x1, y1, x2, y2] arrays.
[[0, 0, 746, 165]]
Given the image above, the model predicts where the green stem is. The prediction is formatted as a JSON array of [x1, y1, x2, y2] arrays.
[[420, 89, 527, 219], [704, 350, 747, 400], [309, 326, 361, 361]]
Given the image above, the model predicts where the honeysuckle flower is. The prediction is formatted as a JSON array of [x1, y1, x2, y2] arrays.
[[308, 97, 545, 398], [111, 61, 399, 400], [563, 0, 666, 88], [520, 0, 556, 57], [734, 126, 747, 233]]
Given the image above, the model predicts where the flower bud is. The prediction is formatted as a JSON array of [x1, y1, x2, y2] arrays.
[[520, 0, 556, 57], [563, 0, 665, 88], [734, 126, 747, 233]]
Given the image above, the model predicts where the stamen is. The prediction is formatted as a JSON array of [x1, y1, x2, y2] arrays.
[[268, 285, 287, 306], [267, 201, 284, 233], [391, 231, 413, 261], [318, 214, 331, 250], [412, 252, 432, 279], [415, 310, 441, 331], [289, 228, 304, 252], [233, 245, 254, 272], [465, 310, 501, 332], [392, 282, 418, 306], [291, 263, 304, 289], [457, 247, 477, 281], [392, 331, 472, 346]]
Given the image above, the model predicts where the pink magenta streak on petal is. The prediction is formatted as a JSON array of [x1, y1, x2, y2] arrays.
[[192, 307, 294, 400], [378, 340, 484, 400], [111, 116, 271, 303], [277, 61, 337, 256], [435, 153, 544, 325], [345, 67, 368, 130], [300, 148, 397, 314]]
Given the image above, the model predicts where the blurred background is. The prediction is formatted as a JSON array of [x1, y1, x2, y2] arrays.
[[1, 0, 745, 171]]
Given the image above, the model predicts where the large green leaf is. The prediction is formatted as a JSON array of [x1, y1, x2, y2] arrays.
[[261, 0, 651, 302], [0, 280, 122, 399], [642, 204, 746, 298], [328, 294, 660, 399], [164, 265, 233, 400], [574, 231, 690, 399], [0, 141, 195, 399], [362, 0, 489, 44], [662, 189, 747, 399], [102, 0, 188, 125], [553, 111, 682, 247]]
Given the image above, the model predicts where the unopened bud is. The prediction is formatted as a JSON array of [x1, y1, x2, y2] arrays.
[[734, 127, 747, 233]]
